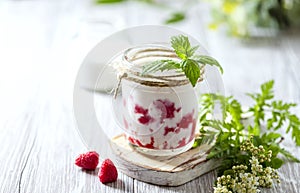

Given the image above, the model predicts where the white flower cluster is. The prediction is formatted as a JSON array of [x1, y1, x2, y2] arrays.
[[214, 139, 280, 193], [249, 156, 280, 188]]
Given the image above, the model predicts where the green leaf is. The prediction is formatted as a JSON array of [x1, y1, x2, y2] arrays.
[[279, 148, 300, 162], [262, 132, 282, 143], [268, 157, 284, 169], [182, 59, 200, 87], [165, 12, 185, 24], [223, 169, 235, 176], [288, 114, 300, 146], [192, 138, 202, 148], [96, 0, 125, 3], [247, 125, 260, 136], [247, 80, 275, 133], [261, 80, 275, 99], [141, 60, 181, 75], [267, 143, 280, 157], [139, 0, 155, 3], [193, 55, 224, 74], [171, 35, 198, 60]]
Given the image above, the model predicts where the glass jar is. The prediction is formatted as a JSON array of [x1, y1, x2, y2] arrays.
[[117, 45, 200, 156]]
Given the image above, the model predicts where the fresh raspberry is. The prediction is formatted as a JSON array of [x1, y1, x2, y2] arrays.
[[98, 159, 118, 184], [75, 151, 99, 170]]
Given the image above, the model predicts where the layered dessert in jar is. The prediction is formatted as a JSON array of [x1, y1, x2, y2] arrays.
[[118, 45, 199, 156]]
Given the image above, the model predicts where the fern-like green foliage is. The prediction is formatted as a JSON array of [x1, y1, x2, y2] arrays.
[[196, 80, 300, 174]]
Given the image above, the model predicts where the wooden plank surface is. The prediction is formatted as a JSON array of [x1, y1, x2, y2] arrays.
[[0, 0, 299, 193]]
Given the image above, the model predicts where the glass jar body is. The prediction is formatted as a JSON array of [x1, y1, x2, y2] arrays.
[[121, 79, 198, 156], [115, 44, 200, 156]]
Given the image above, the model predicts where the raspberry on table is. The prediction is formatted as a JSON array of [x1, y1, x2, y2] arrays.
[[98, 159, 118, 184], [75, 151, 99, 170]]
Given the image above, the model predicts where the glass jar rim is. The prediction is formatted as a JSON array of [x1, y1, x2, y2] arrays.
[[116, 44, 205, 88], [122, 44, 183, 77]]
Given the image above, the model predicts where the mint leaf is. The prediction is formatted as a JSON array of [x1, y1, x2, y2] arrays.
[[165, 12, 185, 24], [193, 55, 224, 74], [182, 59, 200, 87], [171, 35, 198, 60], [142, 60, 180, 75]]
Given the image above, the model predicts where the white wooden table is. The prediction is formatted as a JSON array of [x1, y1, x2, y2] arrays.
[[0, 0, 299, 192]]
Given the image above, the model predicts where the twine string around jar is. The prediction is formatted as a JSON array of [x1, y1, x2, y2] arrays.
[[112, 46, 205, 98]]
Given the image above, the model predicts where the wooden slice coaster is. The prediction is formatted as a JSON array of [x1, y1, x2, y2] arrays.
[[110, 134, 220, 186]]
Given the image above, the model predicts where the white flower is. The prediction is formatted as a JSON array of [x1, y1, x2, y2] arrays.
[[214, 141, 280, 192]]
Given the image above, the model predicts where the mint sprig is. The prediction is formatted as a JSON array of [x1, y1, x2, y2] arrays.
[[171, 35, 198, 59], [142, 35, 223, 87], [182, 59, 200, 87]]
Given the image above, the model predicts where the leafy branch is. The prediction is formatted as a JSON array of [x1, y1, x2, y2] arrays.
[[196, 80, 300, 176]]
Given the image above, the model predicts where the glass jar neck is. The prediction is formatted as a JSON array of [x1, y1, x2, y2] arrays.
[[121, 44, 190, 87], [123, 44, 178, 73]]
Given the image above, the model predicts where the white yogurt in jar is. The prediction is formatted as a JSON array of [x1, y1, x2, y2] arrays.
[[118, 45, 199, 156]]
